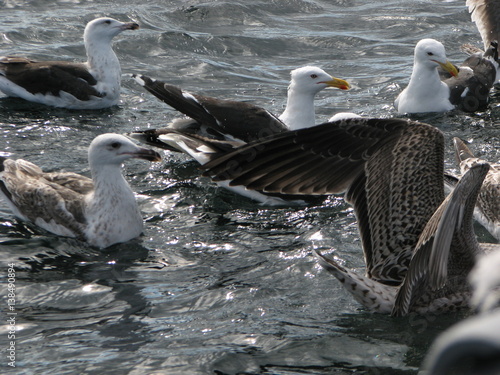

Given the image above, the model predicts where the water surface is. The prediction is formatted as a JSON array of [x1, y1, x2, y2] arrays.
[[0, 1, 498, 374]]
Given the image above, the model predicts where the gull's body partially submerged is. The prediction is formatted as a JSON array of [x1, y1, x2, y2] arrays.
[[130, 66, 350, 205], [395, 38, 497, 114], [0, 134, 161, 248], [0, 17, 139, 109]]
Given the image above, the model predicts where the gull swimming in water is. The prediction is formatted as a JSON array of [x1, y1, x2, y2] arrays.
[[0, 134, 161, 248], [0, 17, 139, 109], [201, 117, 500, 315], [131, 66, 350, 142], [394, 38, 497, 113], [129, 66, 350, 205]]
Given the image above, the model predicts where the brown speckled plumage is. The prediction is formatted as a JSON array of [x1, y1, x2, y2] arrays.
[[452, 137, 500, 240], [0, 134, 160, 248], [202, 118, 500, 315]]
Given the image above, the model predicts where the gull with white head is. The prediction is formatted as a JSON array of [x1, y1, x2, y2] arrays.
[[0, 17, 139, 109], [0, 134, 161, 248], [395, 38, 496, 113]]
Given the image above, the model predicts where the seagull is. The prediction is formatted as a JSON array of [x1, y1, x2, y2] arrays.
[[201, 117, 500, 315], [421, 251, 500, 375], [130, 66, 350, 145], [129, 66, 349, 205], [279, 66, 351, 130], [446, 137, 500, 240], [394, 38, 497, 113], [0, 17, 139, 109], [0, 134, 161, 248]]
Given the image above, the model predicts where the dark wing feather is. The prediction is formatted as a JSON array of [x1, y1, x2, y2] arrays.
[[129, 127, 244, 155], [0, 57, 102, 100], [445, 52, 496, 112], [202, 118, 411, 195], [132, 74, 288, 143]]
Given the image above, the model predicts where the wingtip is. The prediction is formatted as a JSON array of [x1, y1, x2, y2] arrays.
[[131, 73, 155, 87], [453, 137, 475, 163]]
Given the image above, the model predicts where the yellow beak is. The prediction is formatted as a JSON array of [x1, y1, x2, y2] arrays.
[[436, 60, 459, 77], [321, 77, 351, 90]]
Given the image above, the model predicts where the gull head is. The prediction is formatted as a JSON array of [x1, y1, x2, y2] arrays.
[[84, 17, 139, 44], [88, 133, 161, 168], [289, 66, 350, 95], [414, 38, 458, 76]]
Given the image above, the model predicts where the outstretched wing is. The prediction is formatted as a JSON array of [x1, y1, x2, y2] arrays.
[[203, 118, 445, 285], [132, 74, 287, 143]]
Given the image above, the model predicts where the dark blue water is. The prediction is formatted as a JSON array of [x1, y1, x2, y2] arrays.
[[0, 0, 498, 374]]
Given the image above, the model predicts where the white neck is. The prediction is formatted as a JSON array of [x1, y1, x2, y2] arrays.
[[85, 164, 143, 248], [90, 164, 133, 199], [85, 37, 122, 91], [279, 84, 317, 131], [406, 62, 444, 96]]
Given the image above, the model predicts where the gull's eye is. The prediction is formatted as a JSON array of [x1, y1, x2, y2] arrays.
[[427, 52, 434, 56], [310, 74, 318, 79], [110, 142, 121, 149], [104, 20, 112, 24]]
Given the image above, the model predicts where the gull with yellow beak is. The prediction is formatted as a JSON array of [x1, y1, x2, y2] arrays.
[[395, 38, 497, 113], [130, 66, 350, 147], [129, 66, 350, 205]]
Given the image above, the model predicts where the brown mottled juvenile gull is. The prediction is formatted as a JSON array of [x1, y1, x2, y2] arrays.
[[0, 17, 139, 109], [201, 117, 500, 315], [0, 134, 161, 248], [395, 38, 497, 113]]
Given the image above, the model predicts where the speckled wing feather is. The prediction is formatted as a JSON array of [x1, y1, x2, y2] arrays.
[[203, 118, 443, 285], [0, 158, 91, 238], [0, 57, 103, 100], [391, 163, 489, 317], [467, 0, 500, 51], [132, 74, 288, 142], [454, 137, 500, 240], [356, 124, 445, 285], [43, 171, 95, 195], [315, 250, 396, 313]]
